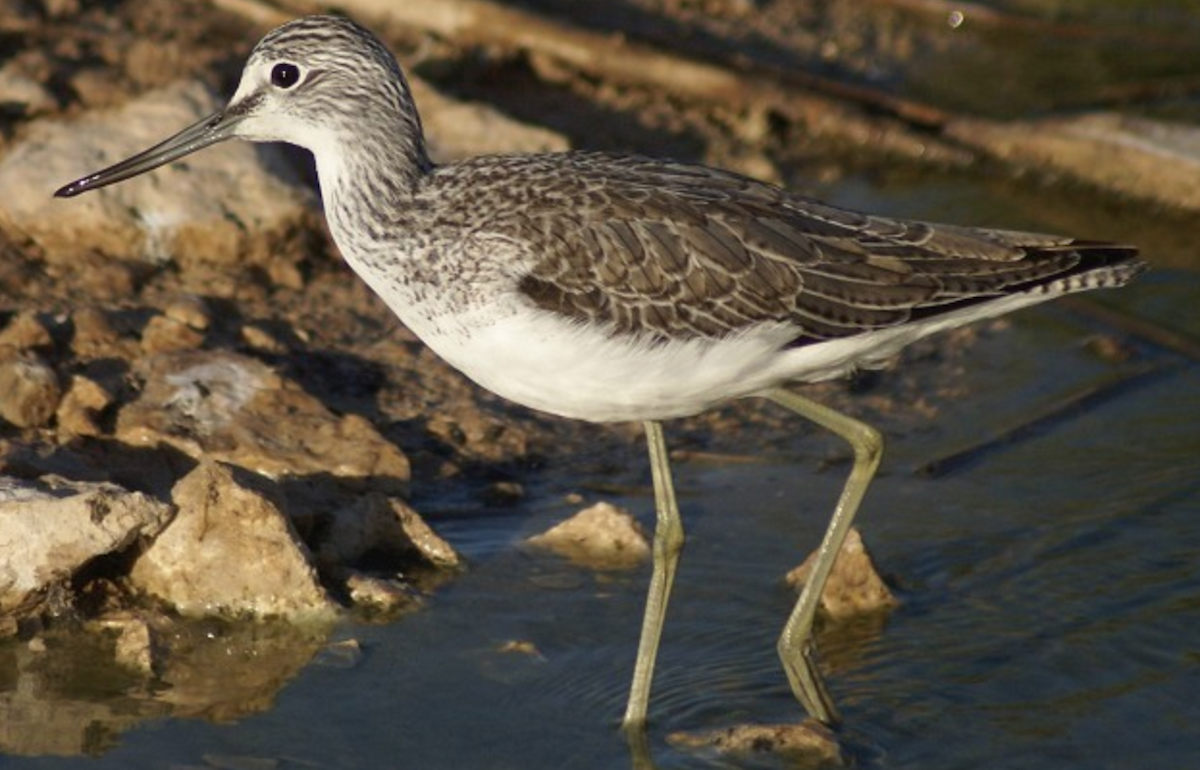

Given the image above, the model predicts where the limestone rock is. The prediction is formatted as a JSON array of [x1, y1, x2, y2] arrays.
[[130, 460, 334, 619], [116, 350, 410, 488], [526, 501, 650, 570], [0, 475, 172, 614], [162, 294, 212, 331], [0, 80, 312, 268], [786, 527, 897, 619]]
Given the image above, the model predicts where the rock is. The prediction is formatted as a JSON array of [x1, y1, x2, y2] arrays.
[[343, 571, 422, 615], [0, 311, 53, 351], [318, 492, 461, 570], [0, 63, 55, 117], [946, 112, 1200, 214], [162, 294, 212, 331], [139, 313, 205, 354], [311, 637, 364, 669], [497, 639, 542, 658], [129, 460, 334, 619], [410, 76, 569, 162], [0, 352, 61, 428], [0, 475, 172, 614], [97, 612, 161, 676], [785, 527, 896, 619], [55, 374, 113, 438], [0, 80, 312, 268], [667, 720, 842, 766], [526, 501, 650, 570], [68, 306, 121, 357], [483, 480, 525, 505], [116, 350, 410, 488], [239, 322, 288, 354]]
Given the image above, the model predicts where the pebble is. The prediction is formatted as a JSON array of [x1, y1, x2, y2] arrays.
[[55, 374, 113, 437], [0, 353, 61, 428], [140, 314, 205, 354]]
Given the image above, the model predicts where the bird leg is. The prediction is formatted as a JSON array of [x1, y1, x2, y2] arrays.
[[623, 420, 685, 731], [766, 387, 884, 726]]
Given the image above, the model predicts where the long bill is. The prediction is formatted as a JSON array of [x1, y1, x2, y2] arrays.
[[55, 107, 245, 198]]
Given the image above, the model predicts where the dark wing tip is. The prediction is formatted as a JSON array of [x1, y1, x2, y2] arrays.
[[1060, 240, 1147, 288]]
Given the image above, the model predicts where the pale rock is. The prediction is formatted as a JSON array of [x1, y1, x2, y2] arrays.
[[668, 720, 842, 766], [139, 314, 205, 354], [526, 501, 650, 570], [0, 353, 61, 428], [130, 460, 334, 618], [0, 475, 172, 614], [239, 321, 288, 354], [343, 572, 422, 614], [0, 311, 53, 351], [786, 527, 896, 619], [162, 294, 212, 331], [0, 80, 312, 267], [116, 350, 410, 487], [55, 374, 113, 438], [0, 64, 55, 117], [98, 613, 160, 676]]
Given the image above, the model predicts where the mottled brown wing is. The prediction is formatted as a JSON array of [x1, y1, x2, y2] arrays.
[[511, 154, 1139, 344]]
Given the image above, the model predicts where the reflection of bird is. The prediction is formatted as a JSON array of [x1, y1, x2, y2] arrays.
[[57, 15, 1145, 730]]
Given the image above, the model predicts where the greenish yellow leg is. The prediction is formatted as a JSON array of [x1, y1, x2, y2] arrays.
[[622, 420, 684, 731], [766, 387, 884, 726]]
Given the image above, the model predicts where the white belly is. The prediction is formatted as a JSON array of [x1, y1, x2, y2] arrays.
[[408, 290, 1060, 423]]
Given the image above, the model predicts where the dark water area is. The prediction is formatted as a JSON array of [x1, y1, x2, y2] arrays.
[[5, 2, 1200, 769]]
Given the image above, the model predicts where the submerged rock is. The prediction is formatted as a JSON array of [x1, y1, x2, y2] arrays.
[[668, 720, 842, 766], [0, 613, 330, 756], [786, 526, 897, 619], [526, 501, 650, 570]]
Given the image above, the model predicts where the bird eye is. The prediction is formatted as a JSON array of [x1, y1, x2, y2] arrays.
[[270, 62, 301, 89]]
